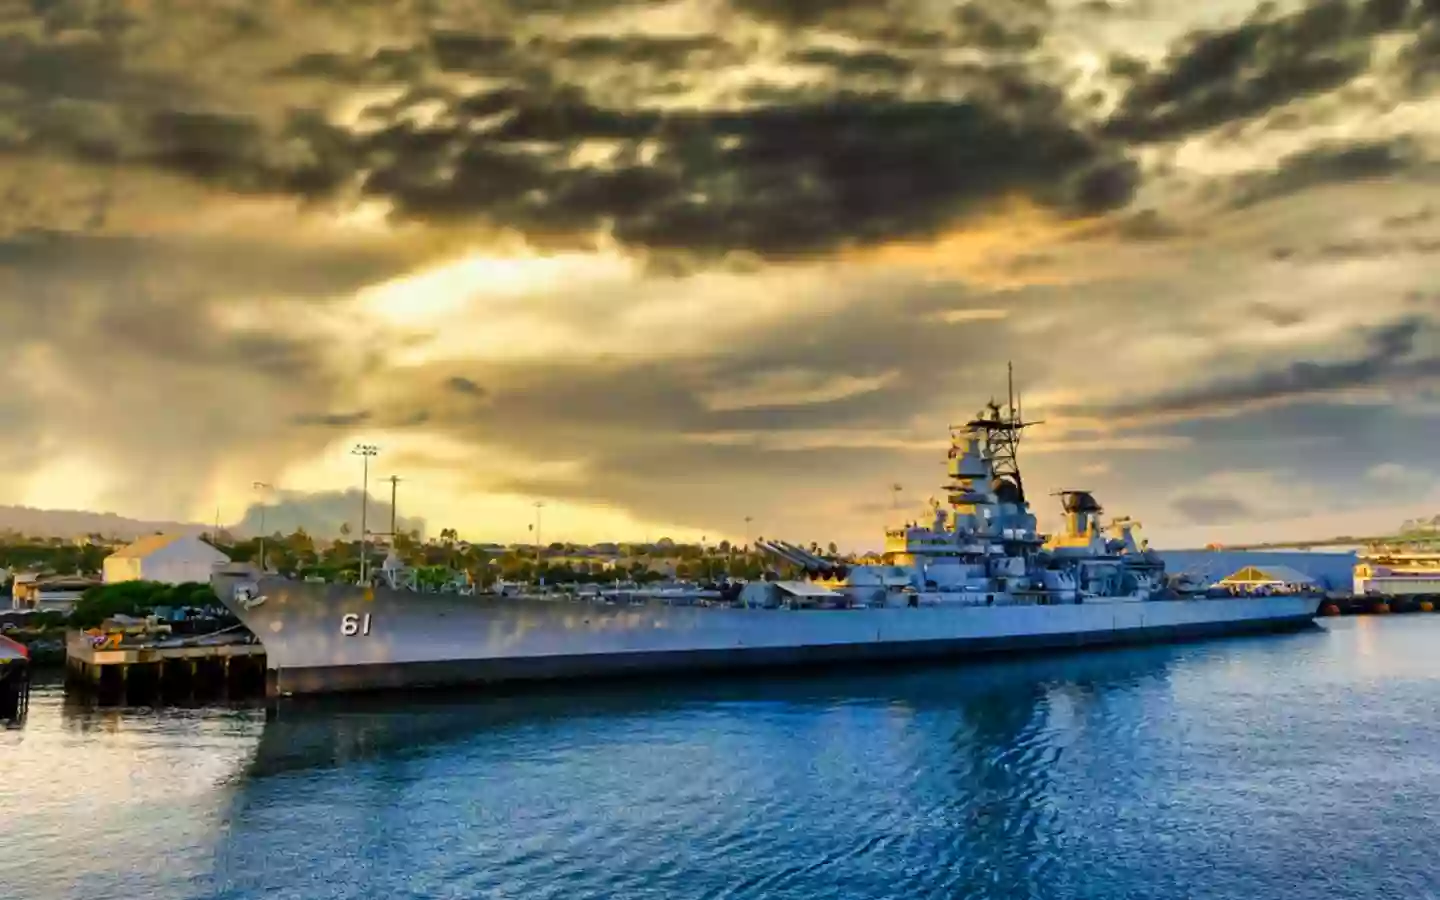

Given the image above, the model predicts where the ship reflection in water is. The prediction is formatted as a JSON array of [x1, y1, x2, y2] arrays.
[[8, 621, 1440, 900]]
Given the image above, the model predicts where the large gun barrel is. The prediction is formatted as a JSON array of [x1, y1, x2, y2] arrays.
[[772, 539, 830, 570], [755, 539, 815, 570]]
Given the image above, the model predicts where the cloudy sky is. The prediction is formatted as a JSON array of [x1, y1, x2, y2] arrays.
[[3, 0, 1439, 550]]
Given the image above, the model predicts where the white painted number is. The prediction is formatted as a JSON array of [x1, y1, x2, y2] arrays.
[[341, 613, 373, 637]]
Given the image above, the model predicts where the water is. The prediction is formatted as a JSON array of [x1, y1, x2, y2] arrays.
[[4, 617, 1439, 900]]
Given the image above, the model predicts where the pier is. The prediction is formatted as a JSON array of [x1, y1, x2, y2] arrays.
[[64, 631, 267, 705], [1, 634, 29, 722], [1318, 594, 1440, 616], [1, 657, 28, 723]]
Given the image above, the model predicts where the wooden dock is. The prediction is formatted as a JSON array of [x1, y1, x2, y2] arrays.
[[65, 631, 267, 704]]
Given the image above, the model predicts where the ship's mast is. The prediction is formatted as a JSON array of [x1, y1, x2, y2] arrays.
[[960, 362, 1041, 504]]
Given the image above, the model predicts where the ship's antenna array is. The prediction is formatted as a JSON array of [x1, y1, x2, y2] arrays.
[[958, 361, 1043, 504]]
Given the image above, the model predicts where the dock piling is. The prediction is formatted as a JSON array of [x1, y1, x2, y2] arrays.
[[63, 631, 266, 705]]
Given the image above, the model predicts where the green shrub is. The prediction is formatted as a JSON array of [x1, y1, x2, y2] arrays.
[[68, 581, 219, 629]]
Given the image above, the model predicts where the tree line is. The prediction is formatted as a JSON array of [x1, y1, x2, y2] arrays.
[[200, 527, 785, 587], [0, 528, 842, 593]]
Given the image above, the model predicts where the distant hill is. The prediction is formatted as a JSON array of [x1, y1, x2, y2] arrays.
[[0, 492, 428, 543], [0, 505, 210, 541]]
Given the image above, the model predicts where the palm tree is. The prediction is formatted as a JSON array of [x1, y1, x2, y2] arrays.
[[439, 528, 459, 568]]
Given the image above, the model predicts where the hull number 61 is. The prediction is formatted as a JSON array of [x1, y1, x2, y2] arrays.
[[341, 613, 373, 636]]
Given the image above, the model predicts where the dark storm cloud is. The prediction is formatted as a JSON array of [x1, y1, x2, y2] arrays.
[[1381, 204, 1436, 227], [0, 30, 159, 103], [1249, 301, 1308, 328], [1067, 315, 1440, 420], [0, 228, 409, 301], [429, 31, 518, 73], [727, 0, 873, 27], [787, 47, 919, 78], [1401, 16, 1440, 86], [1170, 492, 1254, 525], [291, 410, 374, 428], [272, 47, 430, 84], [1105, 0, 1422, 142], [1070, 207, 1187, 242], [556, 34, 732, 66], [232, 489, 427, 541], [1304, 235, 1440, 259], [1228, 137, 1427, 208], [445, 376, 488, 397], [275, 31, 726, 83], [730, 0, 1050, 50], [952, 2, 1048, 50], [351, 86, 1138, 257], [138, 108, 355, 197], [1, 0, 1138, 260], [0, 31, 186, 166]]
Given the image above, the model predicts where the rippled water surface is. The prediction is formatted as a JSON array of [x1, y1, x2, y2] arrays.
[[5, 617, 1440, 900]]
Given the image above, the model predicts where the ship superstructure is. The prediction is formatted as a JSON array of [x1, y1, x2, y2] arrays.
[[212, 369, 1320, 698], [1354, 520, 1440, 598], [776, 379, 1165, 608]]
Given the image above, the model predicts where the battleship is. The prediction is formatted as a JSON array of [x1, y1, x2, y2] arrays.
[[213, 376, 1320, 697]]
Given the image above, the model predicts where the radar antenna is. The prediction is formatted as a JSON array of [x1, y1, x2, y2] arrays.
[[959, 361, 1043, 503]]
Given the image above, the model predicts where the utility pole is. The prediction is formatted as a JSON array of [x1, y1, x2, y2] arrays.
[[386, 475, 402, 546], [253, 482, 273, 572], [352, 444, 378, 585]]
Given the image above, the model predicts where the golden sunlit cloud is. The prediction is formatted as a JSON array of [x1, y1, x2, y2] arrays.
[[247, 430, 716, 544], [850, 197, 1108, 286], [4, 0, 1439, 554], [23, 455, 115, 513], [928, 308, 1011, 324], [357, 249, 637, 326], [699, 369, 901, 412]]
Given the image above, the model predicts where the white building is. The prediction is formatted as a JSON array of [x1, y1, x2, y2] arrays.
[[103, 534, 231, 586]]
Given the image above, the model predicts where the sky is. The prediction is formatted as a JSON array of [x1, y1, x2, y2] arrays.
[[2, 0, 1439, 551]]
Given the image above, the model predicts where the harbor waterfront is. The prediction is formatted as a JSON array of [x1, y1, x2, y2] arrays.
[[213, 391, 1323, 697], [3, 616, 1439, 900]]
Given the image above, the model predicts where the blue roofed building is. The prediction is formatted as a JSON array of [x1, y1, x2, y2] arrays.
[[1157, 550, 1356, 592]]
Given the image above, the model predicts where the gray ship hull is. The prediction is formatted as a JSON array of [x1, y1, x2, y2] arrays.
[[214, 574, 1320, 697]]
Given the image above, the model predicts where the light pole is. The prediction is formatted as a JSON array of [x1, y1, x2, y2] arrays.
[[252, 481, 273, 572], [352, 443, 378, 585], [533, 501, 545, 583], [386, 476, 401, 545]]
